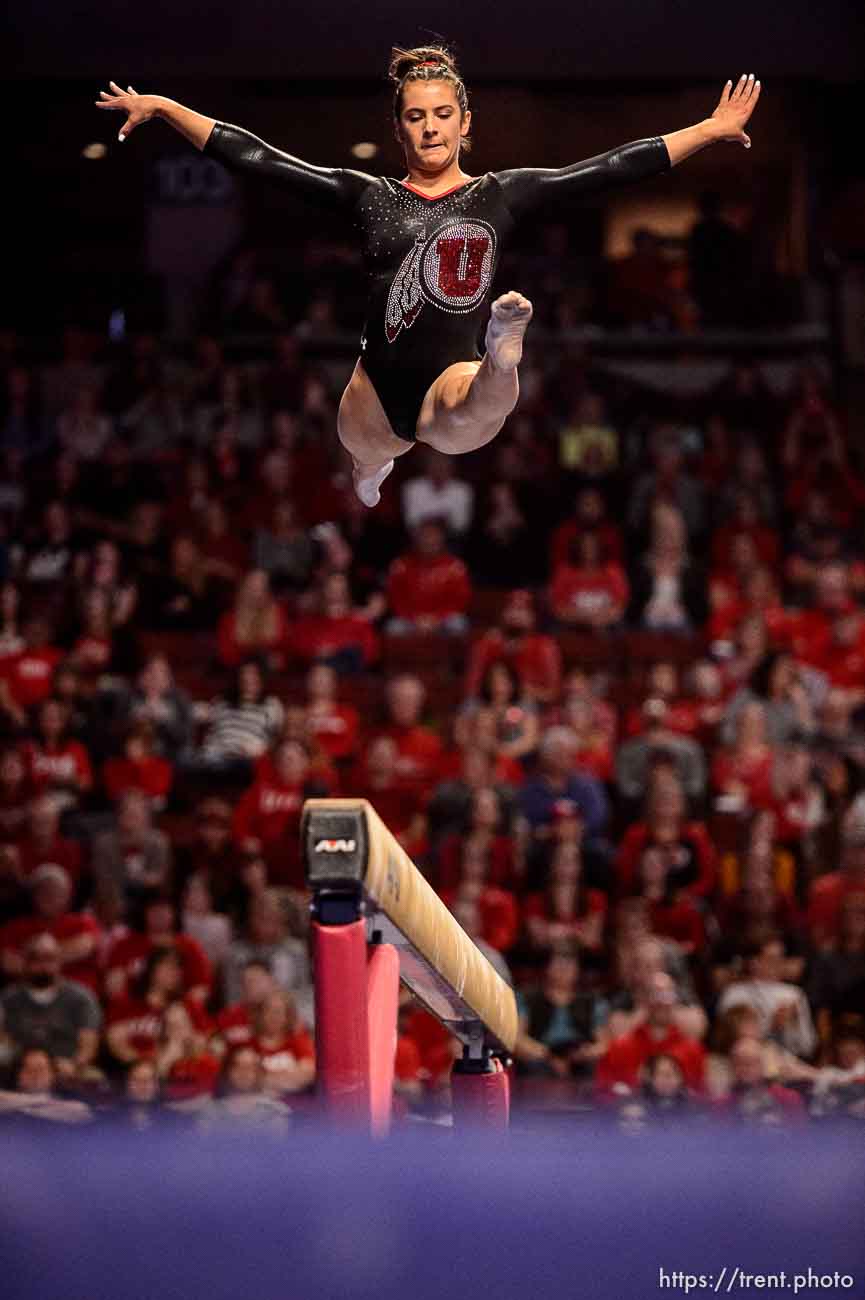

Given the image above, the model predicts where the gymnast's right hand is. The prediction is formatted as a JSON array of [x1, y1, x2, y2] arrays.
[[94, 81, 160, 141]]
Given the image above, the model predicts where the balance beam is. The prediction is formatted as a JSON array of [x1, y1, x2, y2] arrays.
[[302, 798, 518, 1129]]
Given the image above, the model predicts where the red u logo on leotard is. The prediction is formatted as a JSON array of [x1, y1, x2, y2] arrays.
[[434, 236, 490, 299]]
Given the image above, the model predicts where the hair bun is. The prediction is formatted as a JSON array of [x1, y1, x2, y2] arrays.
[[388, 44, 458, 84]]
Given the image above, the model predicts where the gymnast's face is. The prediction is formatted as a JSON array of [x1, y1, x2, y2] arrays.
[[397, 81, 471, 175]]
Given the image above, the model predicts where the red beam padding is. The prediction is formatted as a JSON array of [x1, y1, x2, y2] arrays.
[[366, 943, 400, 1137], [312, 920, 370, 1124], [451, 1058, 510, 1130]]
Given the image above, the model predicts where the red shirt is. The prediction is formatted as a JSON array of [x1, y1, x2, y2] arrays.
[[549, 562, 629, 623], [0, 782, 34, 842], [106, 933, 213, 998], [21, 740, 92, 794], [106, 994, 211, 1058], [217, 607, 289, 668], [254, 1031, 315, 1078], [347, 772, 425, 841], [522, 887, 608, 951], [549, 520, 623, 570], [616, 822, 717, 899], [15, 832, 84, 889], [376, 725, 443, 793], [290, 614, 378, 669], [165, 1052, 221, 1101], [306, 703, 361, 761], [465, 632, 562, 700], [386, 553, 471, 621], [596, 1024, 706, 1093], [440, 885, 519, 952], [102, 755, 173, 803], [711, 747, 774, 805], [711, 522, 780, 571], [1, 647, 63, 709], [807, 872, 865, 945], [646, 898, 706, 951], [623, 700, 703, 739], [437, 834, 515, 891], [232, 778, 307, 886], [71, 635, 113, 673], [0, 912, 101, 991], [214, 1003, 255, 1050]]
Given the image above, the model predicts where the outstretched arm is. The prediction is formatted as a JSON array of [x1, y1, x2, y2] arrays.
[[662, 73, 761, 164], [94, 82, 372, 210], [496, 73, 762, 220], [95, 81, 215, 148]]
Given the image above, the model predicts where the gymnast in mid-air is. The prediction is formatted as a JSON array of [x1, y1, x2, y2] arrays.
[[96, 48, 761, 506]]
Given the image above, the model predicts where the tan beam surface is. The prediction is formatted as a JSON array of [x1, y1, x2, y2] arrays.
[[304, 798, 518, 1053]]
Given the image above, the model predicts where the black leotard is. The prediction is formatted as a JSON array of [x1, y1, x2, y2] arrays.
[[204, 123, 671, 441]]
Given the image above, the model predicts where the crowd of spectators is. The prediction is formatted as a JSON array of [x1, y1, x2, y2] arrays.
[[0, 291, 863, 1135]]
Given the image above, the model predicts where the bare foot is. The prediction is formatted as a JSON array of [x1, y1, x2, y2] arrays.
[[485, 291, 533, 371], [353, 458, 394, 508]]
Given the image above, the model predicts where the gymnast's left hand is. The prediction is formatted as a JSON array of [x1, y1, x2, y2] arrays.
[[709, 73, 761, 148]]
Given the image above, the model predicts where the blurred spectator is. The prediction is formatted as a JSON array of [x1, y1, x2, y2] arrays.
[[104, 893, 212, 1003], [14, 794, 84, 891], [550, 487, 624, 573], [616, 699, 706, 803], [402, 450, 474, 537], [103, 722, 173, 810], [212, 960, 275, 1053], [628, 427, 704, 540], [549, 532, 629, 630], [15, 502, 77, 591], [375, 675, 443, 797], [232, 739, 330, 887], [304, 665, 361, 765], [123, 655, 193, 761], [687, 191, 750, 328], [721, 652, 815, 748], [19, 697, 93, 812], [465, 589, 561, 704], [194, 661, 284, 775], [349, 737, 426, 848], [291, 572, 379, 674], [557, 392, 619, 479], [386, 521, 471, 636], [458, 661, 540, 766], [181, 874, 233, 970], [56, 385, 113, 462], [156, 999, 220, 1101], [0, 582, 23, 662], [607, 228, 674, 329], [715, 1035, 806, 1126], [0, 1049, 92, 1125], [616, 772, 716, 899], [628, 503, 706, 631], [0, 616, 63, 723], [519, 727, 608, 842], [92, 790, 172, 906], [152, 536, 220, 632], [251, 990, 315, 1095], [596, 971, 706, 1094], [222, 890, 312, 1022], [0, 864, 99, 991], [807, 800, 865, 948], [717, 934, 817, 1059], [199, 1045, 290, 1133], [514, 947, 599, 1079], [467, 481, 539, 588], [218, 570, 288, 669], [253, 501, 321, 594], [0, 933, 101, 1079], [104, 948, 209, 1069], [522, 836, 607, 960], [807, 896, 865, 1025]]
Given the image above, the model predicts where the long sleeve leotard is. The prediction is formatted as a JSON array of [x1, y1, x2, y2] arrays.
[[204, 123, 670, 440]]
